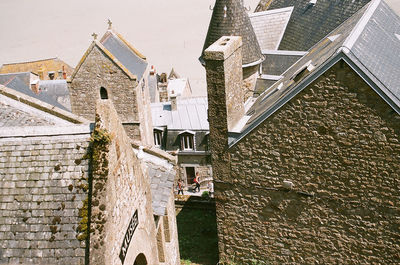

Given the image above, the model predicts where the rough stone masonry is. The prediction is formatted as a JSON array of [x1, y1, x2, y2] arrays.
[[205, 36, 400, 264]]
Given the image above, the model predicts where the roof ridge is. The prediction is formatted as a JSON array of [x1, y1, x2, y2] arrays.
[[343, 0, 381, 50], [68, 41, 137, 82]]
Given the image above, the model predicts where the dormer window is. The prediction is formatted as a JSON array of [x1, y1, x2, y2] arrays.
[[153, 128, 163, 147], [179, 130, 195, 151]]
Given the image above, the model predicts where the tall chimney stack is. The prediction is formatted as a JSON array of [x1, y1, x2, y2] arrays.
[[204, 36, 245, 133]]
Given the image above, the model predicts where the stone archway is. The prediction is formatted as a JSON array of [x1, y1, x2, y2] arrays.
[[133, 253, 147, 265]]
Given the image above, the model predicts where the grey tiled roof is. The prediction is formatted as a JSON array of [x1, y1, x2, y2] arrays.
[[0, 133, 91, 263], [249, 7, 293, 50], [256, 0, 371, 51], [261, 51, 306, 75], [0, 101, 54, 127], [0, 73, 69, 111], [201, 0, 263, 65], [148, 165, 175, 216], [101, 32, 148, 80], [233, 0, 400, 146], [38, 80, 71, 111], [151, 97, 209, 130]]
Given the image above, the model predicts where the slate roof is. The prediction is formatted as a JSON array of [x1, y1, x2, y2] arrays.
[[231, 0, 400, 146], [200, 0, 263, 66], [38, 80, 71, 111], [256, 0, 371, 51], [100, 31, 148, 80], [148, 165, 175, 216], [249, 7, 293, 50], [151, 97, 209, 131], [0, 129, 91, 264], [133, 146, 176, 216], [0, 85, 87, 126], [0, 73, 69, 111]]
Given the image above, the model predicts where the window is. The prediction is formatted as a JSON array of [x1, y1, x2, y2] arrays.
[[100, 87, 108, 99], [180, 134, 194, 150], [179, 130, 195, 151], [154, 129, 163, 147]]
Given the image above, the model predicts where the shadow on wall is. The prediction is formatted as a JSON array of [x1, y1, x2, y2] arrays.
[[176, 197, 219, 265]]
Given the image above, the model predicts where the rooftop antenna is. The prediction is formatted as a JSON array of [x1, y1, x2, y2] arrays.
[[107, 19, 112, 30], [91, 32, 98, 40]]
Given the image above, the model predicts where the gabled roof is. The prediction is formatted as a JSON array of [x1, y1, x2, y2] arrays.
[[151, 97, 209, 131], [231, 0, 400, 146], [200, 0, 263, 66], [256, 0, 371, 51], [70, 29, 148, 81], [249, 7, 293, 50], [0, 73, 69, 111], [0, 57, 73, 80], [0, 85, 88, 126]]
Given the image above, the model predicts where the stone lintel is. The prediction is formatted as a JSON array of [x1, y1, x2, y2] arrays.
[[204, 36, 242, 61]]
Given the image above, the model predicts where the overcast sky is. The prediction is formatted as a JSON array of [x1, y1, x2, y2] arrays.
[[0, 0, 398, 96]]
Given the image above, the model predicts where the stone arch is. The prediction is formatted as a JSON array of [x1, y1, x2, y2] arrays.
[[133, 253, 147, 265], [100, 87, 108, 99]]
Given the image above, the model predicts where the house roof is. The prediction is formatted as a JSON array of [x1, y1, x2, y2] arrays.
[[38, 80, 71, 111], [167, 78, 189, 97], [0, 57, 73, 80], [0, 73, 69, 111], [249, 7, 293, 50], [0, 85, 88, 126], [151, 97, 209, 131], [100, 31, 148, 80], [256, 0, 371, 51], [200, 0, 263, 66], [132, 146, 176, 216], [70, 29, 148, 82], [231, 0, 400, 146]]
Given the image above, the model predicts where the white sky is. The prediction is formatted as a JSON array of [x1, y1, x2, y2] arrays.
[[0, 0, 398, 96], [0, 0, 260, 96]]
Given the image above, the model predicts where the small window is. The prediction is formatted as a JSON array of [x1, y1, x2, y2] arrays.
[[154, 130, 163, 147], [100, 87, 108, 99], [180, 134, 194, 150]]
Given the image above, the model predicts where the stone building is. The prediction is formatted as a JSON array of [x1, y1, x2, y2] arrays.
[[204, 0, 400, 263], [0, 85, 180, 264], [151, 97, 212, 187], [68, 24, 153, 146], [201, 0, 264, 96]]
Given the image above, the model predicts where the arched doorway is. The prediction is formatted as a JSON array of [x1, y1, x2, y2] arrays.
[[133, 253, 147, 265], [100, 87, 108, 99]]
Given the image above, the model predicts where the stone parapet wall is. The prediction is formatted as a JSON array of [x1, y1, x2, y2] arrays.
[[90, 99, 159, 265], [216, 62, 400, 263], [0, 133, 91, 264]]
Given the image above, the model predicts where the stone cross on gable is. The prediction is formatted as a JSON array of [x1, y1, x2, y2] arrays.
[[92, 32, 98, 40], [108, 19, 112, 29]]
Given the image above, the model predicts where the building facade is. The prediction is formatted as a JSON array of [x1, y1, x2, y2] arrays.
[[205, 1, 400, 262]]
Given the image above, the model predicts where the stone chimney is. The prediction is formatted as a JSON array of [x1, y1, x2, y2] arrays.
[[170, 90, 177, 111], [204, 36, 245, 133]]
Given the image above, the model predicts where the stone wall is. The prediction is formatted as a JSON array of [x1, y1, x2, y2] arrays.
[[0, 130, 91, 264], [90, 99, 159, 265], [69, 44, 154, 146], [215, 62, 400, 263]]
